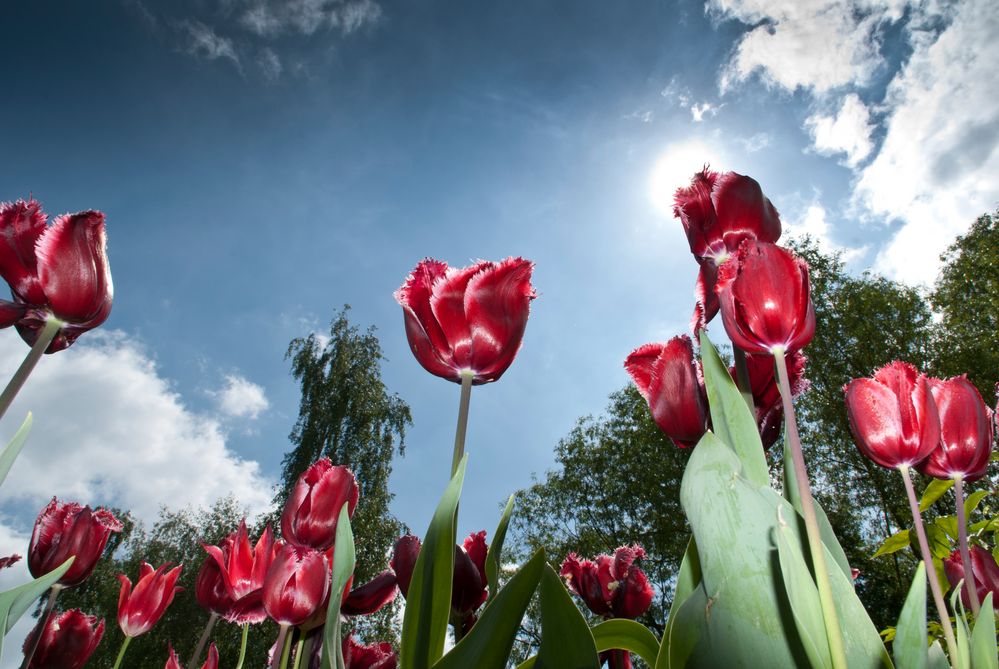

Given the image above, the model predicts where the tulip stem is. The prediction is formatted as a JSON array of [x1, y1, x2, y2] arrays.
[[270, 625, 290, 669], [279, 627, 295, 669], [234, 623, 249, 669], [188, 612, 218, 669], [111, 635, 132, 669], [18, 585, 60, 669], [0, 317, 61, 423], [731, 347, 755, 413], [900, 465, 960, 662], [954, 476, 982, 617], [291, 636, 305, 669], [450, 371, 474, 478], [774, 347, 847, 669]]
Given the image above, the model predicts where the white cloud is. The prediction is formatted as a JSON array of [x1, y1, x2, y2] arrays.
[[0, 331, 274, 526], [0, 522, 33, 669], [805, 93, 874, 166], [737, 132, 771, 153], [213, 373, 270, 420], [239, 0, 382, 37], [784, 199, 867, 262], [691, 101, 721, 122], [257, 46, 283, 81], [179, 20, 241, 68]]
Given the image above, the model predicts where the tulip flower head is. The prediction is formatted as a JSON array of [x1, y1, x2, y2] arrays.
[[0, 200, 113, 352], [281, 458, 358, 551], [715, 241, 815, 355], [22, 609, 104, 669], [944, 546, 999, 609], [673, 169, 781, 331], [342, 633, 398, 669], [203, 520, 279, 624], [117, 562, 183, 637], [28, 498, 123, 588], [917, 376, 994, 481], [561, 545, 654, 620], [195, 550, 235, 619], [395, 257, 536, 385], [165, 642, 218, 669], [844, 361, 941, 470], [732, 351, 809, 450], [390, 533, 421, 598], [0, 554, 20, 570], [625, 335, 709, 448], [263, 543, 330, 627]]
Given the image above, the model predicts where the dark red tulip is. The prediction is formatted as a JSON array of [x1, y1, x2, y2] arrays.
[[944, 546, 999, 609], [341, 569, 398, 616], [673, 169, 781, 331], [715, 240, 815, 354], [204, 520, 279, 624], [195, 551, 235, 619], [263, 543, 330, 627], [0, 553, 20, 570], [281, 458, 359, 551], [0, 200, 113, 353], [731, 351, 809, 450], [390, 534, 421, 598], [394, 257, 536, 385], [22, 609, 104, 669], [917, 376, 994, 481], [844, 361, 941, 470], [625, 336, 709, 448], [165, 642, 218, 669], [28, 498, 123, 587], [560, 545, 653, 620], [342, 633, 398, 669], [117, 562, 183, 637]]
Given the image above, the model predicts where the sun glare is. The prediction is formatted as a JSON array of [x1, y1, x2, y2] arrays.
[[648, 140, 727, 218]]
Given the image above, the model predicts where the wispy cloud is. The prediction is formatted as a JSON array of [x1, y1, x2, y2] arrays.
[[239, 0, 382, 37], [178, 19, 241, 70]]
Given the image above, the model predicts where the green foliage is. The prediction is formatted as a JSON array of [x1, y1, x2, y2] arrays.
[[534, 565, 599, 669]]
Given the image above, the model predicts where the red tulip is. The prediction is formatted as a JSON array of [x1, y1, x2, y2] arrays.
[[262, 544, 330, 627], [944, 546, 999, 609], [560, 545, 653, 620], [731, 351, 808, 450], [203, 520, 279, 624], [673, 169, 781, 331], [0, 200, 113, 353], [341, 569, 398, 616], [917, 376, 994, 481], [390, 534, 421, 598], [117, 562, 183, 637], [281, 458, 358, 551], [715, 240, 815, 354], [844, 361, 941, 469], [0, 553, 20, 570], [165, 642, 218, 669], [28, 498, 123, 587], [625, 336, 709, 448], [195, 551, 235, 619], [22, 609, 104, 669], [342, 633, 398, 669], [394, 257, 536, 384]]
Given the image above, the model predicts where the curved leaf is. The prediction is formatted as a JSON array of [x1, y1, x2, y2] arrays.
[[535, 565, 599, 669], [591, 619, 660, 667], [919, 479, 954, 512], [774, 516, 833, 669], [322, 505, 355, 669], [0, 556, 74, 661], [970, 592, 997, 669], [950, 579, 971, 669], [874, 530, 911, 559], [486, 494, 515, 605], [658, 536, 700, 668], [893, 561, 926, 669], [0, 413, 31, 488]]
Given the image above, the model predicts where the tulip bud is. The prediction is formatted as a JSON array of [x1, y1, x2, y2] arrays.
[[394, 257, 536, 385], [281, 458, 358, 551], [203, 520, 278, 624], [263, 544, 330, 627], [916, 376, 994, 481], [117, 562, 183, 637], [944, 546, 999, 609], [560, 545, 653, 620], [390, 534, 421, 598], [625, 336, 710, 448], [341, 570, 398, 616], [844, 361, 941, 469], [28, 498, 123, 588], [22, 609, 104, 669]]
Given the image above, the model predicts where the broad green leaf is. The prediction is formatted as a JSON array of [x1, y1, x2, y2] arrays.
[[922, 524, 953, 560], [970, 592, 998, 669], [400, 456, 467, 669], [927, 641, 949, 669], [874, 530, 911, 559], [434, 549, 544, 669], [950, 580, 971, 669], [774, 516, 833, 669], [933, 516, 958, 542], [893, 561, 927, 669], [534, 565, 599, 669], [591, 619, 660, 667], [0, 413, 31, 488], [485, 494, 515, 605], [963, 490, 989, 522], [920, 479, 954, 512], [658, 536, 700, 668], [321, 505, 355, 669], [0, 556, 74, 661], [698, 333, 769, 487]]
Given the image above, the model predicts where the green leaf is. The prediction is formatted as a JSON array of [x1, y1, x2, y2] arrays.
[[927, 641, 949, 669], [933, 516, 958, 542], [0, 413, 31, 488], [400, 455, 467, 669], [321, 505, 355, 669], [0, 555, 74, 661], [698, 332, 769, 487], [963, 490, 989, 521], [970, 592, 998, 669], [774, 515, 833, 669], [534, 565, 599, 669], [591, 619, 660, 667], [893, 561, 927, 669], [950, 579, 971, 669], [874, 530, 911, 559], [923, 523, 954, 560], [434, 548, 544, 669], [658, 536, 700, 668], [919, 479, 954, 512], [486, 494, 515, 605]]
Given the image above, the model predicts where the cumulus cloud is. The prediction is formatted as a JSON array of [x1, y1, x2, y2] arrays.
[[805, 93, 874, 166], [0, 331, 273, 526], [213, 373, 270, 420], [783, 199, 867, 262], [239, 0, 382, 37]]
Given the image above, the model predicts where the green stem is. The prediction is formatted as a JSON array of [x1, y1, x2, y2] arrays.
[[19, 586, 60, 669], [270, 625, 290, 669], [900, 465, 960, 662], [731, 347, 755, 413], [279, 626, 295, 669], [774, 347, 847, 669], [450, 371, 473, 477], [954, 476, 981, 617], [234, 623, 249, 669], [111, 635, 132, 669], [292, 636, 305, 669], [188, 612, 218, 669], [300, 633, 317, 669], [0, 317, 61, 422]]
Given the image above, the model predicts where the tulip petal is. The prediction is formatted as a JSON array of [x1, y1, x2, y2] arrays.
[[0, 199, 46, 304], [390, 534, 421, 598], [430, 262, 485, 370], [710, 171, 781, 251], [341, 570, 398, 616], [919, 376, 994, 480], [464, 258, 535, 383], [692, 261, 719, 333], [673, 168, 718, 258], [0, 300, 26, 328], [35, 212, 113, 324]]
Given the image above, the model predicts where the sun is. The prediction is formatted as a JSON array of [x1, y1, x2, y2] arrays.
[[648, 140, 728, 218]]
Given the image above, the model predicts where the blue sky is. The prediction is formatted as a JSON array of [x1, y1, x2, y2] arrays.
[[0, 0, 996, 651]]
